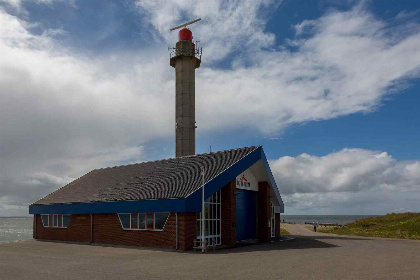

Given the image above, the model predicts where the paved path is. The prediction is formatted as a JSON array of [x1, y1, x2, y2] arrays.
[[283, 223, 352, 237], [1, 225, 419, 280]]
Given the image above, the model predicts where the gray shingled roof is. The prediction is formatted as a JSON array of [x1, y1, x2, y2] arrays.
[[33, 146, 259, 205]]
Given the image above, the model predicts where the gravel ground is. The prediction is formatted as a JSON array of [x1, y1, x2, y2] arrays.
[[0, 224, 419, 280]]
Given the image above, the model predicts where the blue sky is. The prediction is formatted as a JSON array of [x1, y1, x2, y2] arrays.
[[0, 0, 419, 216]]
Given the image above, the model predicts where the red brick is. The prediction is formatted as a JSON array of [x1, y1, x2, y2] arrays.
[[258, 181, 271, 242], [221, 180, 236, 247], [35, 214, 91, 243], [275, 213, 280, 237]]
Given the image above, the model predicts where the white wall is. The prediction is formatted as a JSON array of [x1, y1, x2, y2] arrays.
[[235, 169, 258, 191]]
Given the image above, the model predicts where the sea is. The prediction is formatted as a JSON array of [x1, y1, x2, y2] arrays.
[[0, 215, 382, 243], [0, 217, 33, 243]]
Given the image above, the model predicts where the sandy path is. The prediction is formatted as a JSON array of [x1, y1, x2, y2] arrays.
[[282, 223, 339, 237]]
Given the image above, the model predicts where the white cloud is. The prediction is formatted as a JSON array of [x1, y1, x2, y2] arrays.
[[193, 5, 420, 133], [0, 0, 53, 12], [0, 9, 171, 214], [0, 0, 22, 9], [136, 0, 278, 62], [271, 149, 420, 214], [271, 148, 420, 194]]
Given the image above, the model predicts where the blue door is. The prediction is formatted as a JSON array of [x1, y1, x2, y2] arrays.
[[236, 189, 256, 241]]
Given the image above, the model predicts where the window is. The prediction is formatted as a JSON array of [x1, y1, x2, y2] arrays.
[[53, 215, 58, 227], [155, 213, 168, 230], [41, 214, 71, 228], [119, 214, 130, 229], [139, 213, 146, 229], [118, 213, 169, 231], [146, 213, 154, 230], [131, 213, 138, 229], [196, 190, 221, 245]]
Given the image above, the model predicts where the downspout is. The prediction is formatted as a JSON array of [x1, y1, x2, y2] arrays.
[[90, 214, 93, 244], [175, 213, 178, 250], [34, 215, 37, 239]]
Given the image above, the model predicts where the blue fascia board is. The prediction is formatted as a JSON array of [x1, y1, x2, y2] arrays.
[[29, 198, 188, 215], [260, 148, 284, 213]]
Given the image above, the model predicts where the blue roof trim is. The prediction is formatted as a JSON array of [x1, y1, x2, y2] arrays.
[[29, 198, 188, 214], [29, 146, 285, 214], [260, 148, 284, 213]]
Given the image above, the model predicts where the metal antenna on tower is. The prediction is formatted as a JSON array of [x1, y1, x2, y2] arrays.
[[169, 18, 201, 31]]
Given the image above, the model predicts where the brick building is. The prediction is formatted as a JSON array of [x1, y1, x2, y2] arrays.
[[29, 146, 284, 250]]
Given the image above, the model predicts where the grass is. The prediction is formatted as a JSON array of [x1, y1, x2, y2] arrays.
[[319, 212, 420, 240], [280, 228, 290, 235]]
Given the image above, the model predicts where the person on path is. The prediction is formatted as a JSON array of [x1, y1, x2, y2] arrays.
[[313, 221, 318, 232]]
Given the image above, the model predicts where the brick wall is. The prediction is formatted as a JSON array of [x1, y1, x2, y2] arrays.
[[221, 179, 236, 247], [34, 212, 198, 250], [177, 213, 197, 250], [275, 213, 280, 237], [34, 214, 91, 243], [257, 181, 271, 242], [92, 213, 177, 249]]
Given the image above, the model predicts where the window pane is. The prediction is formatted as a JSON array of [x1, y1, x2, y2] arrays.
[[41, 215, 49, 227], [58, 215, 62, 227], [205, 204, 210, 218], [146, 214, 154, 229], [138, 213, 146, 229], [205, 219, 209, 236], [131, 213, 138, 229], [63, 215, 71, 227], [49, 215, 53, 227], [213, 203, 216, 219], [155, 213, 169, 230], [213, 220, 217, 236], [118, 214, 129, 229], [53, 215, 58, 227]]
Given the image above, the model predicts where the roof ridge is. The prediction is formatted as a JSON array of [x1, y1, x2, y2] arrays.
[[96, 145, 261, 170]]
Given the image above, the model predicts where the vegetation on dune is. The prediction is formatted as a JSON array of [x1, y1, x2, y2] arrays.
[[280, 228, 290, 235], [319, 212, 420, 240]]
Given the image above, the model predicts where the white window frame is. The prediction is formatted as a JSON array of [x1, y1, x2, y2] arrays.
[[118, 212, 170, 231], [41, 214, 71, 228], [196, 190, 221, 245]]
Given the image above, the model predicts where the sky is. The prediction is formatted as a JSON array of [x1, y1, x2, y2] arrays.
[[0, 0, 419, 216]]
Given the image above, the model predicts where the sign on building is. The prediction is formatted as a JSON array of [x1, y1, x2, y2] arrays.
[[236, 169, 258, 191]]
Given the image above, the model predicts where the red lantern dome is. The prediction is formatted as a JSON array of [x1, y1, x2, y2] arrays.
[[178, 28, 193, 41]]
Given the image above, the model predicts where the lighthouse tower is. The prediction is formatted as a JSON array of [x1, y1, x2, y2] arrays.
[[170, 21, 201, 157]]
